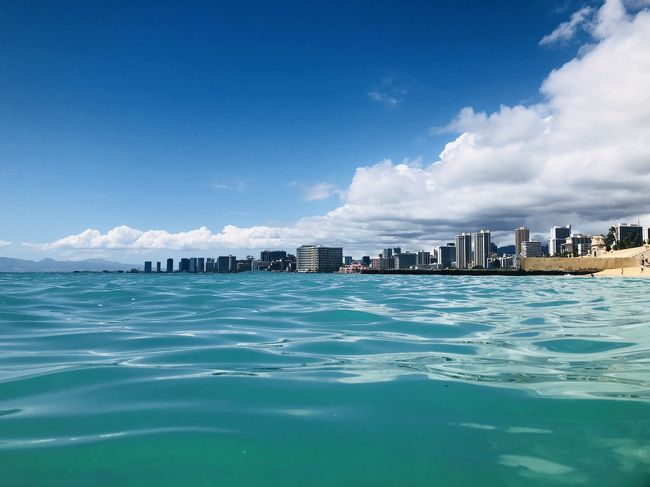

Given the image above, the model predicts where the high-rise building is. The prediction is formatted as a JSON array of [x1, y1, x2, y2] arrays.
[[205, 258, 215, 272], [189, 258, 198, 273], [521, 241, 543, 258], [614, 223, 644, 247], [296, 245, 343, 273], [514, 227, 530, 256], [416, 251, 430, 266], [361, 256, 371, 267], [393, 247, 402, 255], [179, 258, 190, 272], [260, 250, 287, 262], [437, 243, 455, 268], [472, 230, 491, 269], [217, 255, 237, 273], [343, 256, 353, 266], [382, 248, 393, 260], [144, 261, 152, 273], [166, 258, 174, 273], [549, 225, 571, 256], [394, 252, 417, 269], [156, 261, 161, 273], [455, 234, 472, 269]]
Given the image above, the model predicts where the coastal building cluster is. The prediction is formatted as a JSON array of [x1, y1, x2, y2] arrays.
[[143, 223, 650, 274], [143, 252, 295, 274], [339, 222, 649, 272], [142, 245, 342, 274]]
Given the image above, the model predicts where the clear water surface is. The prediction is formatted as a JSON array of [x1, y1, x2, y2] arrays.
[[0, 272, 649, 486]]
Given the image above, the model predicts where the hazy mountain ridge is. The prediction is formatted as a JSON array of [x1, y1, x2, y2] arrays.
[[0, 257, 139, 273]]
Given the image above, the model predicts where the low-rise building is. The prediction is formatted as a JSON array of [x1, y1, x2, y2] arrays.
[[394, 252, 417, 269]]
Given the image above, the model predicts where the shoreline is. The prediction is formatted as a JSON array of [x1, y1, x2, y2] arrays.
[[593, 266, 650, 278], [357, 269, 593, 276]]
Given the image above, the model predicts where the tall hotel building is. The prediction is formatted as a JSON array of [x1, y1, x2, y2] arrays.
[[437, 243, 455, 268], [416, 251, 431, 266], [296, 245, 343, 273], [549, 225, 571, 256], [614, 223, 644, 246], [455, 233, 472, 269], [514, 227, 530, 256], [472, 230, 491, 269], [521, 241, 543, 258], [217, 256, 236, 273]]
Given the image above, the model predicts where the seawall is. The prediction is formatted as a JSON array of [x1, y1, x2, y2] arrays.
[[521, 256, 639, 272]]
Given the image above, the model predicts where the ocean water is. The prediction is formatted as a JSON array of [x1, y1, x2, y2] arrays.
[[0, 272, 649, 486]]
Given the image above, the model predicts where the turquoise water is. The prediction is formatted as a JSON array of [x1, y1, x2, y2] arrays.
[[0, 272, 649, 486]]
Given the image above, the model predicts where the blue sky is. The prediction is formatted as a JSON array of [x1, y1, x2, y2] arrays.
[[2, 0, 649, 261]]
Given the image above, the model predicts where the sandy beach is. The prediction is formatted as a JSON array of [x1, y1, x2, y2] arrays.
[[594, 266, 650, 277]]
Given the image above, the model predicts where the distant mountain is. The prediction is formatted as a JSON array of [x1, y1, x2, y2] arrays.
[[496, 245, 516, 255], [494, 244, 549, 256], [0, 257, 139, 273]]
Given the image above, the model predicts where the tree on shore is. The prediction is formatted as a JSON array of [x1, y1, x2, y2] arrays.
[[622, 232, 642, 249], [605, 227, 616, 251]]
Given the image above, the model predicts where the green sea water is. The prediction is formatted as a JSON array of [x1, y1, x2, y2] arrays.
[[0, 272, 649, 486]]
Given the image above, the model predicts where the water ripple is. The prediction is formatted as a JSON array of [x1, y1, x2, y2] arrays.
[[0, 273, 648, 403]]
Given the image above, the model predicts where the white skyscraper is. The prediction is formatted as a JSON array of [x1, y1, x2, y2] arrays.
[[296, 245, 343, 273], [549, 225, 571, 256], [455, 233, 472, 269], [472, 230, 491, 269]]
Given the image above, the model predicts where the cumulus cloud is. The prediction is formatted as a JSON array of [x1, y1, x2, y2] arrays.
[[31, 0, 650, 255], [540, 6, 594, 46], [29, 225, 305, 252], [0, 240, 11, 248]]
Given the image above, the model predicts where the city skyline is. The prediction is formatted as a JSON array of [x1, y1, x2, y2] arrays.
[[2, 1, 650, 261]]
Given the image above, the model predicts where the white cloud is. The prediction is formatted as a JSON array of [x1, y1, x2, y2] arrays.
[[302, 183, 342, 201], [625, 0, 650, 8], [0, 240, 11, 248], [29, 225, 306, 252], [367, 91, 399, 106], [367, 76, 408, 106], [31, 1, 650, 255], [212, 179, 248, 191], [540, 6, 594, 46]]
